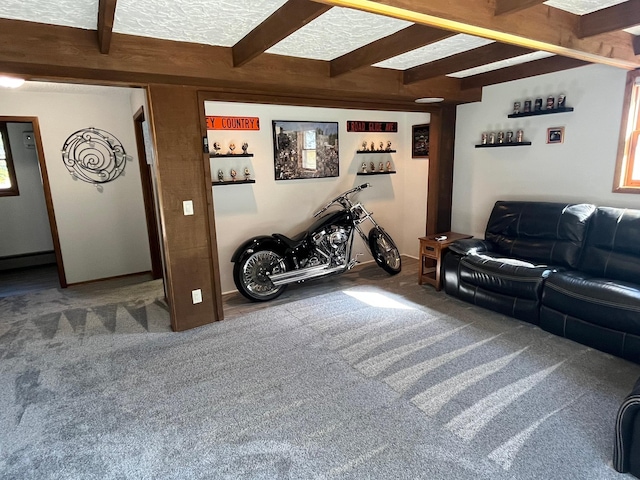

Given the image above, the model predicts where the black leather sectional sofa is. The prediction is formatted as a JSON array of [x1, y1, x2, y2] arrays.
[[443, 200, 640, 363]]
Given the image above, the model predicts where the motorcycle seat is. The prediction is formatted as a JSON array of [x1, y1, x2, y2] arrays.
[[273, 232, 307, 250]]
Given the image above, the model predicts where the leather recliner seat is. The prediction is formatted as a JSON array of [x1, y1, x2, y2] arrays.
[[540, 207, 640, 363], [443, 201, 596, 324]]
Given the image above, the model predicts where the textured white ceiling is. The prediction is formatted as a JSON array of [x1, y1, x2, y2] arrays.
[[113, 0, 289, 46], [375, 34, 495, 70], [266, 7, 411, 61], [544, 0, 626, 14], [0, 0, 98, 29], [448, 51, 555, 78]]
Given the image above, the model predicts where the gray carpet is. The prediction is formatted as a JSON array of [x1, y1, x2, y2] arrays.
[[1, 264, 638, 479]]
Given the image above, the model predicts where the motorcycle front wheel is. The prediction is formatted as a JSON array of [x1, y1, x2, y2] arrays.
[[368, 227, 402, 275], [233, 248, 288, 302]]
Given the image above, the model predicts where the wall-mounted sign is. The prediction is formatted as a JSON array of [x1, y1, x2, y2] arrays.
[[346, 121, 398, 133], [206, 116, 260, 130]]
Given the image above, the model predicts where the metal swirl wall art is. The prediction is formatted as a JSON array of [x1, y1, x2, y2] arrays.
[[61, 127, 130, 184]]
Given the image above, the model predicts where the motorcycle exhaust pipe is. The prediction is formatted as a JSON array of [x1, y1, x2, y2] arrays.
[[268, 264, 347, 286]]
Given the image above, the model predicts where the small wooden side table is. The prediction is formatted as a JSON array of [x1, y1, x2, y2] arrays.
[[419, 232, 472, 290]]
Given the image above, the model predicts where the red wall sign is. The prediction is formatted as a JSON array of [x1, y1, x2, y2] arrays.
[[346, 121, 398, 133], [206, 116, 260, 130]]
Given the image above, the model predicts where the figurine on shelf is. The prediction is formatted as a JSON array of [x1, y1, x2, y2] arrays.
[[481, 132, 488, 145], [534, 98, 543, 111], [369, 161, 375, 172], [558, 94, 566, 108], [230, 169, 237, 181], [506, 131, 514, 143], [361, 162, 367, 173], [516, 129, 524, 143], [244, 167, 251, 180], [362, 141, 368, 151], [513, 102, 521, 114], [217, 169, 224, 182], [378, 162, 384, 171], [370, 141, 375, 152], [386, 141, 392, 151], [228, 143, 236, 154], [242, 142, 249, 154], [489, 132, 496, 144], [386, 161, 391, 172], [379, 141, 384, 151], [546, 96, 555, 110], [213, 142, 221, 155], [524, 100, 532, 113], [497, 131, 505, 144]]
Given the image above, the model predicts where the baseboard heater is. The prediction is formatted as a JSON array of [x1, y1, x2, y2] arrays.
[[0, 251, 56, 271]]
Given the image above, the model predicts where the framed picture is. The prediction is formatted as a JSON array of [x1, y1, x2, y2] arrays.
[[547, 127, 565, 144], [272, 121, 339, 180], [412, 124, 430, 158]]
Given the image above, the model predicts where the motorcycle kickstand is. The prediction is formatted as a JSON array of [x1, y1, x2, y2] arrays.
[[347, 253, 363, 269]]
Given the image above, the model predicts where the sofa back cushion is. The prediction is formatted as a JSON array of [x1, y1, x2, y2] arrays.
[[580, 207, 640, 283], [485, 201, 596, 268]]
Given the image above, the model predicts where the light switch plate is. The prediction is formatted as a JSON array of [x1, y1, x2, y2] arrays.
[[183, 200, 194, 216], [192, 289, 202, 304]]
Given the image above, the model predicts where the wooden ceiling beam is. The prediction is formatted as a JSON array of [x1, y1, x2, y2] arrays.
[[460, 55, 589, 90], [0, 18, 481, 106], [634, 35, 640, 55], [97, 0, 118, 54], [232, 0, 331, 67], [404, 43, 532, 84], [311, 0, 640, 69], [578, 0, 640, 39], [330, 24, 454, 77], [494, 0, 546, 17]]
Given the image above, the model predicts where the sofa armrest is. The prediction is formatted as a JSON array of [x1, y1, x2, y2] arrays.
[[449, 239, 494, 256], [614, 376, 640, 474]]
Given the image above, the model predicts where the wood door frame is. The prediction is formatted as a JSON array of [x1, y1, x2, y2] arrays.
[[133, 106, 164, 280], [0, 116, 67, 287]]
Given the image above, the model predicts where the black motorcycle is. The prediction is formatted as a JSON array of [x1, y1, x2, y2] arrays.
[[231, 183, 401, 301]]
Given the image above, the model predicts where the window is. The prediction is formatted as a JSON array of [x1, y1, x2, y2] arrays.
[[613, 70, 640, 193], [0, 122, 19, 197]]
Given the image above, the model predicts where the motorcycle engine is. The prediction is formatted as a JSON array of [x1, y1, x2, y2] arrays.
[[309, 225, 351, 267]]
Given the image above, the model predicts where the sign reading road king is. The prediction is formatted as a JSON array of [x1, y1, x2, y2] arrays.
[[206, 116, 260, 130]]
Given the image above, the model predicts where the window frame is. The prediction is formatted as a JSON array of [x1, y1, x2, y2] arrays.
[[613, 69, 640, 194], [0, 122, 19, 197]]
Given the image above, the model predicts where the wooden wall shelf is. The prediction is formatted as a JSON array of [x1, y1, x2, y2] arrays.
[[212, 179, 256, 185], [357, 171, 396, 175], [507, 107, 574, 118], [356, 150, 396, 154], [210, 153, 254, 158], [475, 142, 532, 148]]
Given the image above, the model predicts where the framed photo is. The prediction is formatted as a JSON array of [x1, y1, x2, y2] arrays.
[[547, 127, 564, 144], [412, 124, 430, 158], [272, 121, 339, 180]]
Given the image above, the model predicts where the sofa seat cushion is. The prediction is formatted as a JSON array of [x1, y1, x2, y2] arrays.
[[459, 252, 553, 301], [542, 271, 640, 336]]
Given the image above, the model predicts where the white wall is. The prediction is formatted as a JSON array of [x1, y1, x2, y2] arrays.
[[452, 64, 639, 239], [0, 84, 152, 283], [0, 123, 54, 256], [205, 102, 430, 293]]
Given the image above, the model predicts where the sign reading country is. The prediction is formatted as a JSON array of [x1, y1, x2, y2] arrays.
[[346, 121, 398, 133], [206, 116, 260, 131]]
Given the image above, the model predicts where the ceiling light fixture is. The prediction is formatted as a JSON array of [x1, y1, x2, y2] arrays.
[[415, 97, 444, 103], [0, 76, 25, 88]]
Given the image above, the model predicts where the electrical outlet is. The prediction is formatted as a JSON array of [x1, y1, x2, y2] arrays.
[[191, 289, 202, 304], [183, 200, 194, 216]]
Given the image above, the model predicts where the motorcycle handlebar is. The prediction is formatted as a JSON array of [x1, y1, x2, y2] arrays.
[[313, 183, 372, 217]]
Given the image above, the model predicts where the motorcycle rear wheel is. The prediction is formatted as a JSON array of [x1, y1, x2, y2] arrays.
[[368, 227, 401, 275], [233, 248, 288, 301]]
